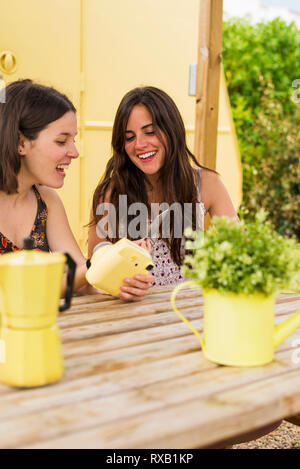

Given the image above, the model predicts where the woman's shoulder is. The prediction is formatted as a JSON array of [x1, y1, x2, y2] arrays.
[[35, 185, 64, 209], [198, 165, 218, 177], [192, 166, 218, 180], [192, 166, 220, 188], [199, 168, 238, 219], [195, 167, 223, 210]]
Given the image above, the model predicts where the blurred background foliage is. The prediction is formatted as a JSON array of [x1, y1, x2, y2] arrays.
[[222, 17, 300, 239]]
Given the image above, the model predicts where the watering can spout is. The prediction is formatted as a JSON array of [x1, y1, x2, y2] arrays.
[[274, 310, 300, 349]]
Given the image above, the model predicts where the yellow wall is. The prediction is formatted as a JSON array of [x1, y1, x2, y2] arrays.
[[0, 0, 81, 241], [216, 70, 242, 210], [1, 0, 241, 254]]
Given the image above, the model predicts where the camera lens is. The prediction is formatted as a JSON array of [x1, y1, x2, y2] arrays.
[[146, 264, 154, 271]]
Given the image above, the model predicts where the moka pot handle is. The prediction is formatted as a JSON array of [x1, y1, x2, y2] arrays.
[[59, 253, 76, 312]]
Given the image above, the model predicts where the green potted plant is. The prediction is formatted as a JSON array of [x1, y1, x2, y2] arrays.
[[171, 212, 300, 366]]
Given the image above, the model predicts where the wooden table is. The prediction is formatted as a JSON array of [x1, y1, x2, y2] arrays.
[[1, 286, 300, 449]]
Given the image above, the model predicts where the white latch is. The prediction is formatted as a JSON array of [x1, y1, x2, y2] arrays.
[[189, 63, 197, 96]]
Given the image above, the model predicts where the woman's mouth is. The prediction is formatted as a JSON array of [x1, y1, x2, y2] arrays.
[[137, 151, 157, 163], [56, 164, 69, 176]]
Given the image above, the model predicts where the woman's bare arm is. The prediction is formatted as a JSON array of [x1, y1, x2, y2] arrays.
[[201, 168, 239, 221]]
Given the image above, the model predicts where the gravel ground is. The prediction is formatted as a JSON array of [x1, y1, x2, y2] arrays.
[[232, 420, 300, 449]]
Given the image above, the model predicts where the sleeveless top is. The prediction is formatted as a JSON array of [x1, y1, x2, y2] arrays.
[[152, 168, 206, 287], [0, 185, 50, 253]]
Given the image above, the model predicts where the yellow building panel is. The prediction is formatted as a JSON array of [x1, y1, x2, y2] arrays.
[[216, 70, 242, 210], [0, 0, 81, 241]]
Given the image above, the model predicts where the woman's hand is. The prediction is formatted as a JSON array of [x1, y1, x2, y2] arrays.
[[120, 273, 154, 302], [133, 238, 152, 253], [119, 238, 154, 301]]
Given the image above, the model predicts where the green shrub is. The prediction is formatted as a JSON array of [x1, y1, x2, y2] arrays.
[[184, 213, 300, 296], [242, 83, 300, 239], [222, 18, 300, 239], [223, 17, 300, 116]]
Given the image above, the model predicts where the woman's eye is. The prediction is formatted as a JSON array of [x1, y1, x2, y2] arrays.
[[125, 136, 135, 142], [56, 141, 67, 146], [146, 131, 155, 136]]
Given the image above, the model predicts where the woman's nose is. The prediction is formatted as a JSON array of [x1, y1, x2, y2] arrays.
[[135, 133, 147, 149], [67, 142, 79, 159]]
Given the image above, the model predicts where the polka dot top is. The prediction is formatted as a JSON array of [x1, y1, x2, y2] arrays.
[[152, 168, 205, 287]]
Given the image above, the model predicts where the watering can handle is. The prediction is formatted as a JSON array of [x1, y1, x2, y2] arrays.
[[59, 253, 76, 313], [171, 280, 205, 349]]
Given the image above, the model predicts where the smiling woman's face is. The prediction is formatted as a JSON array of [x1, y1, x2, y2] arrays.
[[124, 105, 166, 177], [20, 111, 79, 189]]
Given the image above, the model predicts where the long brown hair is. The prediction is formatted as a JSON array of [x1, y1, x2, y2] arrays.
[[91, 86, 202, 266], [0, 79, 76, 194]]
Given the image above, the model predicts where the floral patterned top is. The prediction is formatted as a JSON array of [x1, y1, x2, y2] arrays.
[[152, 168, 206, 287], [0, 185, 50, 253]]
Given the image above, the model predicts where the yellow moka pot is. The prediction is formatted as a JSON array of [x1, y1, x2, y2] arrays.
[[0, 238, 76, 387]]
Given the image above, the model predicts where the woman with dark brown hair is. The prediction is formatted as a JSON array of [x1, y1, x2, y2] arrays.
[[0, 79, 152, 300], [88, 86, 282, 445], [88, 86, 238, 293]]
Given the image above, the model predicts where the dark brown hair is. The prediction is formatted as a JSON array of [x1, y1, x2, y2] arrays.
[[91, 86, 203, 266], [0, 79, 76, 194]]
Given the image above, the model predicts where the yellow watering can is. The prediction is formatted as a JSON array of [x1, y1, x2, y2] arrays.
[[171, 281, 300, 367], [0, 238, 76, 387]]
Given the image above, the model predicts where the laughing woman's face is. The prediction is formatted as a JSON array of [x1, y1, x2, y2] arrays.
[[124, 105, 166, 177], [19, 111, 79, 189]]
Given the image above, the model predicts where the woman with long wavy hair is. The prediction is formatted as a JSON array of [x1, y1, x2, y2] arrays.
[[88, 86, 238, 292]]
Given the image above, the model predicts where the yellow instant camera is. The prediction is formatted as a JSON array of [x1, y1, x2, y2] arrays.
[[86, 238, 154, 297]]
